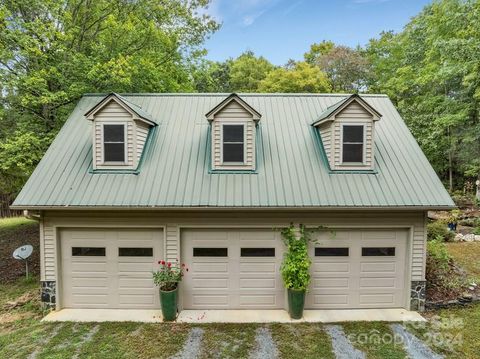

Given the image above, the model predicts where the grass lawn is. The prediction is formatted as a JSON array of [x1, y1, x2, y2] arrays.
[[446, 242, 480, 281], [0, 216, 36, 230]]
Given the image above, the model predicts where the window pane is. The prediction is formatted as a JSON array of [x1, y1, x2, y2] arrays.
[[241, 248, 275, 257], [104, 125, 124, 142], [362, 247, 396, 256], [193, 248, 228, 257], [315, 247, 349, 256], [118, 248, 153, 257], [72, 247, 105, 256], [343, 143, 363, 163], [104, 143, 125, 162], [223, 143, 244, 162], [223, 125, 244, 142], [343, 125, 363, 142]]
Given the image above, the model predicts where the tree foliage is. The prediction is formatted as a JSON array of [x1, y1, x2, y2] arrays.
[[0, 0, 218, 194], [258, 62, 331, 93], [304, 40, 369, 92], [365, 0, 480, 188]]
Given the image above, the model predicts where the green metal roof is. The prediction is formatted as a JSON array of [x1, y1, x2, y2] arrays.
[[12, 93, 454, 209]]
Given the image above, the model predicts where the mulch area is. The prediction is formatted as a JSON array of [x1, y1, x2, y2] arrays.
[[0, 221, 40, 283]]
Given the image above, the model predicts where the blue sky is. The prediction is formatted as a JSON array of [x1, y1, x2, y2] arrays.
[[203, 0, 432, 65]]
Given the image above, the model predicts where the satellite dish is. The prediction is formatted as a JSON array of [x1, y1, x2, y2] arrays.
[[13, 245, 33, 260], [13, 245, 33, 279]]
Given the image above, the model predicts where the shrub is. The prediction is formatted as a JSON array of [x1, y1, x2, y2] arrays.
[[473, 227, 480, 235], [427, 221, 455, 242], [280, 224, 312, 291]]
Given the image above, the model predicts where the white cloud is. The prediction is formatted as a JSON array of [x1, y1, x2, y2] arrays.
[[242, 10, 266, 26]]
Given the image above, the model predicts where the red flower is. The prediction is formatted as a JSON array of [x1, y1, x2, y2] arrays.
[[158, 261, 161, 264], [167, 262, 171, 267], [186, 268, 189, 272], [161, 260, 165, 265], [181, 263, 185, 267]]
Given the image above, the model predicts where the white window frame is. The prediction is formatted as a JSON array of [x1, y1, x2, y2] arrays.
[[220, 122, 247, 165], [101, 123, 127, 165], [340, 123, 366, 165]]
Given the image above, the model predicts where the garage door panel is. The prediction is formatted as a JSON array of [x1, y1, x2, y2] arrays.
[[307, 229, 408, 309], [118, 294, 155, 306], [118, 278, 154, 289], [71, 277, 109, 288], [61, 228, 163, 309], [313, 278, 350, 289], [192, 261, 229, 273], [313, 262, 351, 273], [239, 294, 277, 306], [359, 294, 395, 305], [182, 229, 284, 309], [360, 262, 397, 273], [240, 278, 276, 289], [70, 294, 109, 306], [192, 278, 229, 289], [192, 295, 229, 306], [313, 294, 349, 305], [359, 277, 396, 288], [239, 262, 276, 273]]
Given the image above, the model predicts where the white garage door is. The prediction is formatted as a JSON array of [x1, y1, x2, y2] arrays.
[[61, 228, 163, 309], [182, 229, 284, 309], [306, 229, 408, 309]]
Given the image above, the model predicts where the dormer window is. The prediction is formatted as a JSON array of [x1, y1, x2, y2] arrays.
[[103, 124, 126, 163], [312, 94, 381, 172], [342, 125, 364, 164], [84, 93, 157, 173], [206, 94, 261, 172], [222, 124, 245, 164]]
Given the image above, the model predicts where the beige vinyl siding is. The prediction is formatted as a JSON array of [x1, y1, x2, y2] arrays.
[[332, 101, 374, 170], [40, 210, 427, 284], [135, 121, 150, 162], [212, 100, 255, 170], [92, 100, 136, 169], [318, 122, 332, 165]]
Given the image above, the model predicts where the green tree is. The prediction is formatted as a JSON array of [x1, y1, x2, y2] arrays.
[[258, 62, 331, 93], [0, 0, 218, 197], [304, 41, 369, 92], [366, 0, 480, 190], [228, 51, 274, 92]]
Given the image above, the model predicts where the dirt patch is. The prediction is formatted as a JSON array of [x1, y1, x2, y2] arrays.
[[0, 220, 40, 282]]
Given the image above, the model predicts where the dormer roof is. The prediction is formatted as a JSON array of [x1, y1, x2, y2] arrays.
[[311, 94, 382, 127], [85, 93, 157, 126], [205, 93, 261, 121]]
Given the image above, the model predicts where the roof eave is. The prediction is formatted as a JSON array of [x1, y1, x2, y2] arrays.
[[10, 204, 456, 211]]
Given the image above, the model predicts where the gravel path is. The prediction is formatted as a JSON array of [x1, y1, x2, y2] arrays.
[[325, 325, 365, 359], [170, 327, 204, 359], [250, 327, 279, 359], [390, 324, 443, 359]]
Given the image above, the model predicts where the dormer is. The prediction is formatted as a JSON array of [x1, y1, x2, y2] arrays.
[[312, 94, 381, 172], [206, 94, 261, 172], [85, 93, 157, 172]]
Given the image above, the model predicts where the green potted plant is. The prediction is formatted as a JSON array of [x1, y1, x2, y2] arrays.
[[153, 260, 188, 321], [280, 224, 312, 319]]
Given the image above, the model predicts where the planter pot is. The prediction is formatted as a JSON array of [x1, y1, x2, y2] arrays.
[[160, 287, 178, 321], [287, 288, 306, 319]]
